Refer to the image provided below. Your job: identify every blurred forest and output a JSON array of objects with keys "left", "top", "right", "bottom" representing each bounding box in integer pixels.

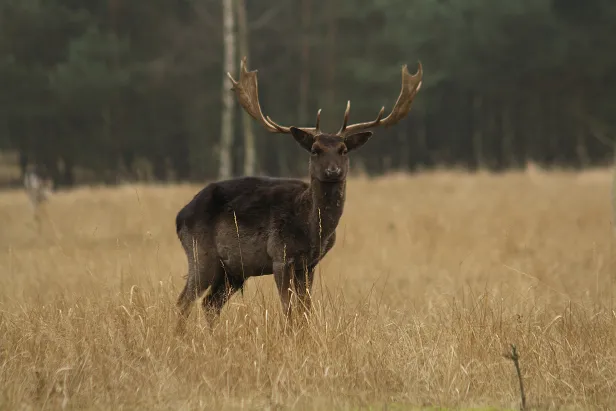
[{"left": 1, "top": 0, "right": 615, "bottom": 187}]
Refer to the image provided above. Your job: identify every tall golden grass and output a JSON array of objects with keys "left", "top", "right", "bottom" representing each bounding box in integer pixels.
[{"left": 1, "top": 169, "right": 615, "bottom": 410}]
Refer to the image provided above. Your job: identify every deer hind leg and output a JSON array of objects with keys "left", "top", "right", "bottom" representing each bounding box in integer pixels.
[
  {"left": 175, "top": 231, "right": 219, "bottom": 334},
  {"left": 273, "top": 260, "right": 295, "bottom": 325},
  {"left": 201, "top": 271, "right": 244, "bottom": 326}
]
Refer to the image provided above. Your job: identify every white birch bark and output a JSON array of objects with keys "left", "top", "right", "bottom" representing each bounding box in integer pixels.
[{"left": 219, "top": 0, "right": 236, "bottom": 179}]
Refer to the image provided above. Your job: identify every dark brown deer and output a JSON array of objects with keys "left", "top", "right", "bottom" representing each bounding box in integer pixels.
[{"left": 175, "top": 57, "right": 422, "bottom": 332}]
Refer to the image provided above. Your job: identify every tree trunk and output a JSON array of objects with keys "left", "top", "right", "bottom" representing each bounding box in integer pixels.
[
  {"left": 548, "top": 96, "right": 558, "bottom": 166},
  {"left": 153, "top": 154, "right": 166, "bottom": 181},
  {"left": 298, "top": 0, "right": 312, "bottom": 125},
  {"left": 472, "top": 94, "right": 484, "bottom": 170},
  {"left": 171, "top": 134, "right": 191, "bottom": 180},
  {"left": 397, "top": 124, "right": 410, "bottom": 170},
  {"left": 235, "top": 0, "right": 256, "bottom": 176},
  {"left": 19, "top": 151, "right": 28, "bottom": 180},
  {"left": 416, "top": 111, "right": 429, "bottom": 167},
  {"left": 324, "top": 3, "right": 337, "bottom": 118},
  {"left": 488, "top": 98, "right": 503, "bottom": 171},
  {"left": 62, "top": 157, "right": 75, "bottom": 186},
  {"left": 576, "top": 124, "right": 590, "bottom": 168},
  {"left": 219, "top": 0, "right": 236, "bottom": 179},
  {"left": 501, "top": 104, "right": 515, "bottom": 168}
]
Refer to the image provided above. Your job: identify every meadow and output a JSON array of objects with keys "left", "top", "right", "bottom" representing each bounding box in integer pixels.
[{"left": 1, "top": 169, "right": 615, "bottom": 410}]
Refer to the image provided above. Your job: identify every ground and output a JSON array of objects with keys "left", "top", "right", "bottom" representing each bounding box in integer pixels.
[{"left": 0, "top": 169, "right": 615, "bottom": 410}]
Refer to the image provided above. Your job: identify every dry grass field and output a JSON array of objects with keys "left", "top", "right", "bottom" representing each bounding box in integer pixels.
[{"left": 1, "top": 169, "right": 616, "bottom": 410}]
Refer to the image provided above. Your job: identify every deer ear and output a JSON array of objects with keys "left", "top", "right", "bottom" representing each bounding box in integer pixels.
[
  {"left": 290, "top": 127, "right": 315, "bottom": 152},
  {"left": 344, "top": 131, "right": 373, "bottom": 152}
]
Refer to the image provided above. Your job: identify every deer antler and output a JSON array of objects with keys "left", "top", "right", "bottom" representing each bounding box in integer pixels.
[
  {"left": 226, "top": 57, "right": 321, "bottom": 135},
  {"left": 336, "top": 62, "right": 423, "bottom": 138},
  {"left": 227, "top": 57, "right": 422, "bottom": 138}
]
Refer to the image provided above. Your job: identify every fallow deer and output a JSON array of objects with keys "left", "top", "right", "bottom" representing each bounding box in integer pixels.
[
  {"left": 24, "top": 166, "right": 53, "bottom": 232},
  {"left": 175, "top": 57, "right": 422, "bottom": 332}
]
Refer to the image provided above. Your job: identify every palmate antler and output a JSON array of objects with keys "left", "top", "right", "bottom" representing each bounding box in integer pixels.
[{"left": 226, "top": 57, "right": 423, "bottom": 138}]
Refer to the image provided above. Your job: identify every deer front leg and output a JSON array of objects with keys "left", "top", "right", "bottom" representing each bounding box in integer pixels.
[
  {"left": 273, "top": 260, "right": 295, "bottom": 323},
  {"left": 294, "top": 266, "right": 315, "bottom": 316}
]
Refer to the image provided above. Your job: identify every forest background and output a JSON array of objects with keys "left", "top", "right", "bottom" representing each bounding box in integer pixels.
[{"left": 0, "top": 0, "right": 615, "bottom": 186}]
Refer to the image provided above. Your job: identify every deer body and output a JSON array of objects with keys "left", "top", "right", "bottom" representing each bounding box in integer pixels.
[
  {"left": 175, "top": 58, "right": 422, "bottom": 332},
  {"left": 177, "top": 174, "right": 341, "bottom": 276}
]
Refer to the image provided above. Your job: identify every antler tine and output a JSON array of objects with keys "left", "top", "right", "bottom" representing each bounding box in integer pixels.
[
  {"left": 337, "top": 101, "right": 351, "bottom": 134},
  {"left": 227, "top": 56, "right": 321, "bottom": 136},
  {"left": 226, "top": 72, "right": 237, "bottom": 86},
  {"left": 338, "top": 62, "right": 423, "bottom": 137},
  {"left": 227, "top": 56, "right": 291, "bottom": 134},
  {"left": 315, "top": 109, "right": 322, "bottom": 132},
  {"left": 227, "top": 57, "right": 421, "bottom": 139},
  {"left": 265, "top": 115, "right": 288, "bottom": 133}
]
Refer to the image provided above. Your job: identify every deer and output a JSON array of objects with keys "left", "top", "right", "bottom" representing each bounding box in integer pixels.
[
  {"left": 174, "top": 57, "right": 422, "bottom": 333},
  {"left": 23, "top": 165, "right": 53, "bottom": 232}
]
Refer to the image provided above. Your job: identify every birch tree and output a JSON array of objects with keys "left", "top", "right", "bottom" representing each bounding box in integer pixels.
[
  {"left": 218, "top": 0, "right": 236, "bottom": 179},
  {"left": 298, "top": 0, "right": 312, "bottom": 125}
]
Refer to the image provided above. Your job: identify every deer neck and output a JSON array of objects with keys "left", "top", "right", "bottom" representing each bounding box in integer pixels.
[{"left": 308, "top": 177, "right": 346, "bottom": 239}]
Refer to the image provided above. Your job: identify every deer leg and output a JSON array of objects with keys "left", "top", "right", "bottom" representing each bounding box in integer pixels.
[
  {"left": 294, "top": 266, "right": 315, "bottom": 316},
  {"left": 201, "top": 273, "right": 243, "bottom": 326},
  {"left": 175, "top": 239, "right": 220, "bottom": 334},
  {"left": 273, "top": 260, "right": 295, "bottom": 323}
]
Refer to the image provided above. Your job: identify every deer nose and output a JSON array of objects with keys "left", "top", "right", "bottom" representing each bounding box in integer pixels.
[{"left": 325, "top": 165, "right": 342, "bottom": 178}]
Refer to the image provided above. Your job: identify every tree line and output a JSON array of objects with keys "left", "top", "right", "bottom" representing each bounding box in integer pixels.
[{"left": 0, "top": 0, "right": 615, "bottom": 187}]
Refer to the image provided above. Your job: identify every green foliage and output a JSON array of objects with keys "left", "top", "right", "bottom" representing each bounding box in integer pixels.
[
  {"left": 0, "top": 0, "right": 615, "bottom": 184},
  {"left": 50, "top": 27, "right": 131, "bottom": 102}
]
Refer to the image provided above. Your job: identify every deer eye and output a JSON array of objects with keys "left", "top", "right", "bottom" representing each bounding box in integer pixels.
[
  {"left": 340, "top": 147, "right": 348, "bottom": 155},
  {"left": 311, "top": 147, "right": 321, "bottom": 156}
]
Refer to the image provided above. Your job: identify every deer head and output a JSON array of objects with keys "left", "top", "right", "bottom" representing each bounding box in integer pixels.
[{"left": 227, "top": 57, "right": 423, "bottom": 182}]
